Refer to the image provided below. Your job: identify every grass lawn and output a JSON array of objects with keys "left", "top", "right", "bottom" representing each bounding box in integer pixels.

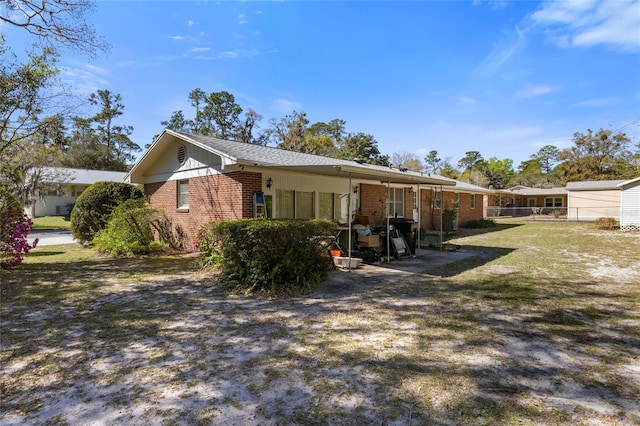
[
  {"left": 31, "top": 215, "right": 71, "bottom": 230},
  {"left": 1, "top": 221, "right": 639, "bottom": 425}
]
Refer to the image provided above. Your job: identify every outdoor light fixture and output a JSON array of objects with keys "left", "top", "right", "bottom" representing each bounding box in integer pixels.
[
  {"left": 353, "top": 185, "right": 358, "bottom": 194},
  {"left": 266, "top": 177, "right": 273, "bottom": 189}
]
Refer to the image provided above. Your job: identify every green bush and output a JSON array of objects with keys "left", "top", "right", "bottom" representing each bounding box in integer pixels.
[
  {"left": 71, "top": 181, "right": 143, "bottom": 243},
  {"left": 93, "top": 198, "right": 166, "bottom": 257},
  {"left": 197, "top": 219, "right": 336, "bottom": 295},
  {"left": 594, "top": 217, "right": 619, "bottom": 231},
  {"left": 464, "top": 218, "right": 497, "bottom": 229}
]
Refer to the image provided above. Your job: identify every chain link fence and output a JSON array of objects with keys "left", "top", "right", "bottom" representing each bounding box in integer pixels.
[{"left": 486, "top": 206, "right": 620, "bottom": 221}]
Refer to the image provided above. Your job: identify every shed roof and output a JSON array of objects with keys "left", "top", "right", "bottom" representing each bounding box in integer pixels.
[
  {"left": 617, "top": 176, "right": 640, "bottom": 189},
  {"left": 498, "top": 186, "right": 567, "bottom": 196},
  {"left": 566, "top": 180, "right": 627, "bottom": 191},
  {"left": 128, "top": 129, "right": 457, "bottom": 187},
  {"left": 40, "top": 167, "right": 127, "bottom": 185}
]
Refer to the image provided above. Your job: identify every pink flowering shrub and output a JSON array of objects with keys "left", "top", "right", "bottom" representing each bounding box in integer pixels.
[{"left": 1, "top": 187, "right": 38, "bottom": 269}]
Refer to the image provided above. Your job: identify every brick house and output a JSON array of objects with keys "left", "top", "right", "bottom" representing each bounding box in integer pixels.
[{"left": 126, "top": 129, "right": 489, "bottom": 245}]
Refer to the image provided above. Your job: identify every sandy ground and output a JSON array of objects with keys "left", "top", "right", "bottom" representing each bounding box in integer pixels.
[{"left": 1, "top": 247, "right": 639, "bottom": 425}]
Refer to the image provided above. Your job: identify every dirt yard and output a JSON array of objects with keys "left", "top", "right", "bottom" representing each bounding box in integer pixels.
[{"left": 1, "top": 222, "right": 639, "bottom": 425}]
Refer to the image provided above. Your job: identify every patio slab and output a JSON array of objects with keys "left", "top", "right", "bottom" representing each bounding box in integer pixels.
[{"left": 314, "top": 248, "right": 475, "bottom": 297}]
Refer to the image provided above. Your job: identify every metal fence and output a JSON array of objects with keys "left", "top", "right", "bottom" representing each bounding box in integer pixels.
[{"left": 486, "top": 206, "right": 620, "bottom": 221}]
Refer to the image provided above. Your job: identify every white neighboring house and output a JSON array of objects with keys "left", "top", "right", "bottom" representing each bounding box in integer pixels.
[
  {"left": 618, "top": 176, "right": 640, "bottom": 231},
  {"left": 26, "top": 167, "right": 128, "bottom": 218}
]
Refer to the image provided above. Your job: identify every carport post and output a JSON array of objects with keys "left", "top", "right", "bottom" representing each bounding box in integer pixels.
[
  {"left": 416, "top": 183, "right": 421, "bottom": 257},
  {"left": 348, "top": 173, "right": 352, "bottom": 261},
  {"left": 439, "top": 185, "right": 443, "bottom": 251},
  {"left": 386, "top": 179, "right": 391, "bottom": 263}
]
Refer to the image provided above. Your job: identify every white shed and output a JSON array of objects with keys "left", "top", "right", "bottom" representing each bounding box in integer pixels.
[{"left": 618, "top": 176, "right": 640, "bottom": 231}]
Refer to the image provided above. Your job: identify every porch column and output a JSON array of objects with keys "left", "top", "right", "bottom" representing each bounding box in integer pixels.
[
  {"left": 439, "top": 185, "right": 443, "bottom": 251},
  {"left": 416, "top": 183, "right": 421, "bottom": 257},
  {"left": 386, "top": 179, "right": 391, "bottom": 263},
  {"left": 348, "top": 173, "right": 352, "bottom": 261}
]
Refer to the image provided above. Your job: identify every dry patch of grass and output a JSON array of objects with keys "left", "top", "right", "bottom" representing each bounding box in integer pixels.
[{"left": 1, "top": 223, "right": 639, "bottom": 425}]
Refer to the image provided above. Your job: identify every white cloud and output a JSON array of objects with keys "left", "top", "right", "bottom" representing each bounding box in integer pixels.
[
  {"left": 530, "top": 0, "right": 640, "bottom": 52},
  {"left": 238, "top": 14, "right": 248, "bottom": 25},
  {"left": 458, "top": 96, "right": 476, "bottom": 105},
  {"left": 187, "top": 20, "right": 197, "bottom": 27},
  {"left": 574, "top": 97, "right": 616, "bottom": 107},
  {"left": 188, "top": 47, "right": 210, "bottom": 53},
  {"left": 169, "top": 35, "right": 186, "bottom": 41},
  {"left": 271, "top": 98, "right": 302, "bottom": 115},
  {"left": 474, "top": 26, "right": 527, "bottom": 78},
  {"left": 517, "top": 84, "right": 559, "bottom": 97},
  {"left": 60, "top": 64, "right": 111, "bottom": 95}
]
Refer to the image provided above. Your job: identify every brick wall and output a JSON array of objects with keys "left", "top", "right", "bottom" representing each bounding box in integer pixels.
[
  {"left": 145, "top": 171, "right": 262, "bottom": 246},
  {"left": 359, "top": 183, "right": 389, "bottom": 226}
]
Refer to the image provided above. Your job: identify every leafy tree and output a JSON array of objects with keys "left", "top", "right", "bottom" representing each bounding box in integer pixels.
[
  {"left": 457, "top": 151, "right": 486, "bottom": 185},
  {"left": 300, "top": 119, "right": 347, "bottom": 157},
  {"left": 557, "top": 128, "right": 637, "bottom": 180},
  {"left": 0, "top": 139, "right": 65, "bottom": 208},
  {"left": 0, "top": 37, "right": 59, "bottom": 154},
  {"left": 63, "top": 89, "right": 139, "bottom": 171},
  {"left": 532, "top": 145, "right": 560, "bottom": 175},
  {"left": 391, "top": 151, "right": 423, "bottom": 172},
  {"left": 424, "top": 150, "right": 442, "bottom": 175},
  {"left": 188, "top": 88, "right": 207, "bottom": 134},
  {"left": 482, "top": 157, "right": 514, "bottom": 189},
  {"left": 160, "top": 110, "right": 190, "bottom": 133},
  {"left": 457, "top": 150, "right": 484, "bottom": 171},
  {"left": 337, "top": 132, "right": 389, "bottom": 166},
  {"left": 511, "top": 159, "right": 545, "bottom": 187},
  {"left": 236, "top": 109, "right": 268, "bottom": 145},
  {"left": 203, "top": 90, "right": 242, "bottom": 139},
  {"left": 439, "top": 158, "right": 460, "bottom": 179},
  {"left": 268, "top": 111, "right": 309, "bottom": 151}
]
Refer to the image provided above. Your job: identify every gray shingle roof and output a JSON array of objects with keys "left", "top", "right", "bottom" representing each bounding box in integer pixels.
[
  {"left": 40, "top": 167, "right": 127, "bottom": 185},
  {"left": 180, "top": 131, "right": 355, "bottom": 167},
  {"left": 172, "top": 130, "right": 457, "bottom": 186},
  {"left": 566, "top": 180, "right": 628, "bottom": 190}
]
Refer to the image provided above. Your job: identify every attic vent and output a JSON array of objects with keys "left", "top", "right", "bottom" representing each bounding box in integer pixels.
[{"left": 177, "top": 145, "right": 187, "bottom": 165}]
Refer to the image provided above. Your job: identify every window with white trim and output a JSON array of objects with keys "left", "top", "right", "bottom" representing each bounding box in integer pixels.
[
  {"left": 320, "top": 192, "right": 349, "bottom": 221},
  {"left": 471, "top": 194, "right": 476, "bottom": 209},
  {"left": 296, "top": 191, "right": 314, "bottom": 219},
  {"left": 454, "top": 192, "right": 460, "bottom": 209},
  {"left": 177, "top": 179, "right": 189, "bottom": 209},
  {"left": 389, "top": 187, "right": 404, "bottom": 217},
  {"left": 545, "top": 197, "right": 563, "bottom": 207}
]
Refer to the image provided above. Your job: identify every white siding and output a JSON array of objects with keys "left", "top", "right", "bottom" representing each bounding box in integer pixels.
[
  {"left": 144, "top": 143, "right": 223, "bottom": 182},
  {"left": 620, "top": 183, "right": 640, "bottom": 231}
]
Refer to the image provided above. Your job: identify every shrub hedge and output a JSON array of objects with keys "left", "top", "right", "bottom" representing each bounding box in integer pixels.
[
  {"left": 93, "top": 199, "right": 165, "bottom": 257},
  {"left": 71, "top": 181, "right": 144, "bottom": 243},
  {"left": 197, "top": 219, "right": 336, "bottom": 295},
  {"left": 594, "top": 217, "right": 619, "bottom": 230},
  {"left": 464, "top": 218, "right": 497, "bottom": 228}
]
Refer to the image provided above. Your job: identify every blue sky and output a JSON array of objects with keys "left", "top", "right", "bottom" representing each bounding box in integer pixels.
[{"left": 4, "top": 0, "right": 640, "bottom": 167}]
